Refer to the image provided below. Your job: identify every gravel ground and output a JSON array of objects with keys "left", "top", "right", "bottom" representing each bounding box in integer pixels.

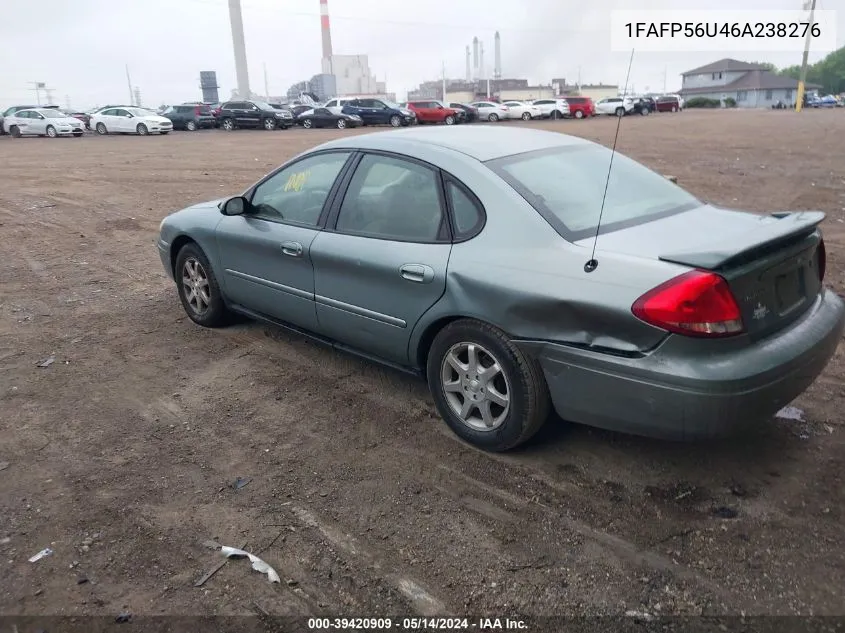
[{"left": 1, "top": 109, "right": 844, "bottom": 621}]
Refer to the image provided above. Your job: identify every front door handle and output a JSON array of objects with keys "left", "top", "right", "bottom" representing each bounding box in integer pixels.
[
  {"left": 281, "top": 241, "right": 303, "bottom": 257},
  {"left": 399, "top": 263, "right": 435, "bottom": 284}
]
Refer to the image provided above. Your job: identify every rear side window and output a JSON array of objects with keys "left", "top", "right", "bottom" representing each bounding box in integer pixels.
[{"left": 445, "top": 180, "right": 484, "bottom": 240}]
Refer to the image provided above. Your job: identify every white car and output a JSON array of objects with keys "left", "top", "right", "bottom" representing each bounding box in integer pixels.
[
  {"left": 502, "top": 101, "right": 542, "bottom": 120},
  {"left": 323, "top": 97, "right": 357, "bottom": 116},
  {"left": 529, "top": 98, "right": 571, "bottom": 120},
  {"left": 595, "top": 97, "right": 635, "bottom": 117},
  {"left": 470, "top": 101, "right": 510, "bottom": 122},
  {"left": 91, "top": 107, "right": 173, "bottom": 136},
  {"left": 3, "top": 108, "right": 86, "bottom": 138}
]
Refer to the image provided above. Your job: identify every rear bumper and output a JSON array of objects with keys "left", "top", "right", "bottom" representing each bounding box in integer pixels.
[{"left": 517, "top": 289, "right": 845, "bottom": 440}]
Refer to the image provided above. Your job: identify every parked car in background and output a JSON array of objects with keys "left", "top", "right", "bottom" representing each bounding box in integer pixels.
[
  {"left": 0, "top": 105, "right": 41, "bottom": 135},
  {"left": 562, "top": 96, "right": 595, "bottom": 119},
  {"left": 324, "top": 97, "right": 358, "bottom": 115},
  {"left": 655, "top": 96, "right": 681, "bottom": 113},
  {"left": 631, "top": 97, "right": 656, "bottom": 116},
  {"left": 157, "top": 125, "right": 843, "bottom": 452},
  {"left": 470, "top": 101, "right": 510, "bottom": 122},
  {"left": 405, "top": 101, "right": 461, "bottom": 125},
  {"left": 809, "top": 95, "right": 838, "bottom": 108},
  {"left": 91, "top": 107, "right": 174, "bottom": 135},
  {"left": 290, "top": 104, "right": 315, "bottom": 118},
  {"left": 341, "top": 99, "right": 416, "bottom": 127},
  {"left": 57, "top": 109, "right": 91, "bottom": 129},
  {"left": 299, "top": 107, "right": 362, "bottom": 129},
  {"left": 159, "top": 104, "right": 216, "bottom": 131},
  {"left": 217, "top": 100, "right": 294, "bottom": 131},
  {"left": 530, "top": 98, "right": 571, "bottom": 120},
  {"left": 595, "top": 96, "right": 635, "bottom": 116},
  {"left": 449, "top": 103, "right": 479, "bottom": 122},
  {"left": 502, "top": 101, "right": 542, "bottom": 120},
  {"left": 3, "top": 107, "right": 85, "bottom": 138}
]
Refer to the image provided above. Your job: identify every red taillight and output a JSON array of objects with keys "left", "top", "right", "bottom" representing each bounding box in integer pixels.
[
  {"left": 632, "top": 270, "right": 744, "bottom": 338},
  {"left": 195, "top": 106, "right": 202, "bottom": 115},
  {"left": 817, "top": 238, "right": 826, "bottom": 282}
]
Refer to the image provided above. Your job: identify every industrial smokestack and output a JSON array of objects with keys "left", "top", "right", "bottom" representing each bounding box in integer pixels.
[
  {"left": 320, "top": 0, "right": 333, "bottom": 61},
  {"left": 228, "top": 0, "right": 251, "bottom": 98},
  {"left": 465, "top": 46, "right": 471, "bottom": 81},
  {"left": 479, "top": 41, "right": 485, "bottom": 79},
  {"left": 494, "top": 31, "right": 502, "bottom": 80},
  {"left": 472, "top": 37, "right": 479, "bottom": 74}
]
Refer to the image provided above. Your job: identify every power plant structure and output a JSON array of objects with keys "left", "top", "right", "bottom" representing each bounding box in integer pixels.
[
  {"left": 228, "top": 0, "right": 251, "bottom": 98},
  {"left": 468, "top": 33, "right": 502, "bottom": 81},
  {"left": 320, "top": 0, "right": 333, "bottom": 61}
]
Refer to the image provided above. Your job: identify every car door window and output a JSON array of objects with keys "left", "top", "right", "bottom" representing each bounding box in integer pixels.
[
  {"left": 336, "top": 154, "right": 445, "bottom": 242},
  {"left": 249, "top": 152, "right": 351, "bottom": 226},
  {"left": 325, "top": 100, "right": 337, "bottom": 108},
  {"left": 446, "top": 180, "right": 484, "bottom": 239}
]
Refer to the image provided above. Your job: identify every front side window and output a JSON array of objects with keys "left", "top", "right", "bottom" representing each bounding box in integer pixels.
[
  {"left": 488, "top": 145, "right": 700, "bottom": 240},
  {"left": 249, "top": 152, "right": 351, "bottom": 225},
  {"left": 336, "top": 154, "right": 444, "bottom": 242}
]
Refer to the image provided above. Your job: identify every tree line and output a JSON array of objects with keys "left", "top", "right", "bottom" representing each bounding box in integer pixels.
[{"left": 750, "top": 46, "right": 845, "bottom": 94}]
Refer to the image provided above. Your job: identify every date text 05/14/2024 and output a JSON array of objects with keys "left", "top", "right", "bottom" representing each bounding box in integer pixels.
[{"left": 307, "top": 617, "right": 528, "bottom": 630}]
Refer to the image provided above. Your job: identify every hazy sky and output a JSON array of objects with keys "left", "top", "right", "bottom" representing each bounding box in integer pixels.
[{"left": 0, "top": 0, "right": 841, "bottom": 109}]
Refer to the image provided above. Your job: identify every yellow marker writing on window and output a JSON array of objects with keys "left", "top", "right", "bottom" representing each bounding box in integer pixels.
[{"left": 283, "top": 170, "right": 311, "bottom": 192}]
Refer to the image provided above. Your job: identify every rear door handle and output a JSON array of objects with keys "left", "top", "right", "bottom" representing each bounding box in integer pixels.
[
  {"left": 399, "top": 264, "right": 435, "bottom": 284},
  {"left": 281, "top": 241, "right": 303, "bottom": 257}
]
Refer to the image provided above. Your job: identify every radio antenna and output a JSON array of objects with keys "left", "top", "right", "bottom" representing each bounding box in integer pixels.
[{"left": 584, "top": 48, "right": 635, "bottom": 273}]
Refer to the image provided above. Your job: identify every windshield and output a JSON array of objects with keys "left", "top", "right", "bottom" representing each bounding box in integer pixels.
[
  {"left": 127, "top": 108, "right": 156, "bottom": 117},
  {"left": 382, "top": 101, "right": 403, "bottom": 109},
  {"left": 487, "top": 145, "right": 700, "bottom": 240},
  {"left": 251, "top": 100, "right": 273, "bottom": 110}
]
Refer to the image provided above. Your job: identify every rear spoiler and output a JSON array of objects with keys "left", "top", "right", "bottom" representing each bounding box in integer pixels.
[{"left": 659, "top": 211, "right": 825, "bottom": 270}]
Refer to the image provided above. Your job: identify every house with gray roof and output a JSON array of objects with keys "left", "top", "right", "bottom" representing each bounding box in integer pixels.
[{"left": 678, "top": 58, "right": 821, "bottom": 108}]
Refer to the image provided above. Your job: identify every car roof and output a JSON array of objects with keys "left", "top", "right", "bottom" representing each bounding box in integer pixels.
[{"left": 317, "top": 125, "right": 590, "bottom": 162}]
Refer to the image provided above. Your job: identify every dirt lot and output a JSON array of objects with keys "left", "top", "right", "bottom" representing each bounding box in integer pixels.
[{"left": 1, "top": 110, "right": 844, "bottom": 622}]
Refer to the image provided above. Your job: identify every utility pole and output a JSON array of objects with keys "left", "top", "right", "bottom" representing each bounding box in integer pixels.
[
  {"left": 795, "top": 0, "right": 817, "bottom": 112},
  {"left": 441, "top": 61, "right": 447, "bottom": 102},
  {"left": 125, "top": 65, "right": 134, "bottom": 105},
  {"left": 30, "top": 82, "right": 45, "bottom": 105},
  {"left": 663, "top": 66, "right": 667, "bottom": 94},
  {"left": 263, "top": 62, "right": 269, "bottom": 99}
]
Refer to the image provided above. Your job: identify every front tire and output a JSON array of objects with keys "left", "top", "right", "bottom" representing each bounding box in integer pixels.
[
  {"left": 46, "top": 125, "right": 57, "bottom": 138},
  {"left": 488, "top": 113, "right": 499, "bottom": 122},
  {"left": 336, "top": 118, "right": 346, "bottom": 129},
  {"left": 574, "top": 110, "right": 584, "bottom": 119},
  {"left": 521, "top": 112, "right": 531, "bottom": 120},
  {"left": 303, "top": 119, "right": 313, "bottom": 128},
  {"left": 263, "top": 118, "right": 277, "bottom": 131},
  {"left": 389, "top": 115, "right": 402, "bottom": 127},
  {"left": 640, "top": 108, "right": 650, "bottom": 116},
  {"left": 137, "top": 123, "right": 149, "bottom": 135},
  {"left": 185, "top": 120, "right": 197, "bottom": 131},
  {"left": 10, "top": 126, "right": 21, "bottom": 138},
  {"left": 96, "top": 123, "right": 108, "bottom": 135},
  {"left": 221, "top": 118, "right": 235, "bottom": 131},
  {"left": 174, "top": 243, "right": 229, "bottom": 328},
  {"left": 672, "top": 106, "right": 678, "bottom": 113},
  {"left": 427, "top": 319, "right": 551, "bottom": 452},
  {"left": 615, "top": 107, "right": 625, "bottom": 117},
  {"left": 444, "top": 115, "right": 455, "bottom": 125},
  {"left": 551, "top": 110, "right": 561, "bottom": 120}
]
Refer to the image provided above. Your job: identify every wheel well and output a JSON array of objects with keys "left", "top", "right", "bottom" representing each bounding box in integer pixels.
[
  {"left": 169, "top": 235, "right": 196, "bottom": 276},
  {"left": 416, "top": 316, "right": 461, "bottom": 373}
]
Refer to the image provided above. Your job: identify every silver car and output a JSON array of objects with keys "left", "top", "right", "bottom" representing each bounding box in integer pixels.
[
  {"left": 157, "top": 127, "right": 844, "bottom": 451},
  {"left": 3, "top": 108, "right": 86, "bottom": 138}
]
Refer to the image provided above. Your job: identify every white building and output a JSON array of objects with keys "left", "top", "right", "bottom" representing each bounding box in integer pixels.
[{"left": 321, "top": 54, "right": 380, "bottom": 96}]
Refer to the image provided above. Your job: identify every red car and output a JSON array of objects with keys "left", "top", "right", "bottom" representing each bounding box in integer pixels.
[
  {"left": 562, "top": 96, "right": 595, "bottom": 119},
  {"left": 405, "top": 100, "right": 461, "bottom": 125},
  {"left": 655, "top": 96, "right": 681, "bottom": 112}
]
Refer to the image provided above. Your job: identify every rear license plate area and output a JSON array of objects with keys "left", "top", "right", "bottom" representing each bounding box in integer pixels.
[{"left": 775, "top": 267, "right": 805, "bottom": 313}]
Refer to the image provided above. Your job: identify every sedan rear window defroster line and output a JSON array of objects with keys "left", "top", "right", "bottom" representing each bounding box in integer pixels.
[{"left": 484, "top": 145, "right": 700, "bottom": 243}]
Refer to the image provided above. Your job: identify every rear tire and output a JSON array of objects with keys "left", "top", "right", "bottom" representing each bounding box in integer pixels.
[
  {"left": 427, "top": 319, "right": 551, "bottom": 452},
  {"left": 551, "top": 110, "right": 561, "bottom": 120},
  {"left": 444, "top": 115, "right": 455, "bottom": 125},
  {"left": 221, "top": 118, "right": 235, "bottom": 131},
  {"left": 263, "top": 118, "right": 277, "bottom": 131},
  {"left": 574, "top": 110, "right": 584, "bottom": 119},
  {"left": 336, "top": 118, "right": 346, "bottom": 129},
  {"left": 137, "top": 123, "right": 149, "bottom": 135},
  {"left": 615, "top": 107, "right": 625, "bottom": 117},
  {"left": 46, "top": 125, "right": 57, "bottom": 138},
  {"left": 174, "top": 243, "right": 229, "bottom": 328},
  {"left": 672, "top": 106, "right": 678, "bottom": 113},
  {"left": 640, "top": 108, "right": 650, "bottom": 116},
  {"left": 521, "top": 112, "right": 531, "bottom": 120},
  {"left": 10, "top": 126, "right": 21, "bottom": 138},
  {"left": 488, "top": 113, "right": 499, "bottom": 122},
  {"left": 185, "top": 120, "right": 197, "bottom": 131},
  {"left": 96, "top": 123, "right": 108, "bottom": 135},
  {"left": 303, "top": 119, "right": 313, "bottom": 128}
]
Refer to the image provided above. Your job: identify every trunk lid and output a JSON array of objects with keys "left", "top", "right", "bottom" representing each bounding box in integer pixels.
[{"left": 581, "top": 205, "right": 826, "bottom": 338}]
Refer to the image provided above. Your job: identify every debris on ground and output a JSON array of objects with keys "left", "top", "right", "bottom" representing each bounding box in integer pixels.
[
  {"left": 221, "top": 545, "right": 281, "bottom": 583},
  {"left": 232, "top": 477, "right": 251, "bottom": 490},
  {"left": 624, "top": 610, "right": 654, "bottom": 622},
  {"left": 712, "top": 506, "right": 738, "bottom": 519},
  {"left": 776, "top": 406, "right": 804, "bottom": 421},
  {"left": 28, "top": 548, "right": 53, "bottom": 562},
  {"left": 0, "top": 461, "right": 9, "bottom": 471},
  {"left": 194, "top": 540, "right": 247, "bottom": 587},
  {"left": 115, "top": 613, "right": 132, "bottom": 623},
  {"left": 36, "top": 355, "right": 55, "bottom": 368}
]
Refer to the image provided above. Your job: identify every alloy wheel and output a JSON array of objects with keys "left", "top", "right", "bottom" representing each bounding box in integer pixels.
[
  {"left": 181, "top": 258, "right": 211, "bottom": 316},
  {"left": 440, "top": 342, "right": 511, "bottom": 432}
]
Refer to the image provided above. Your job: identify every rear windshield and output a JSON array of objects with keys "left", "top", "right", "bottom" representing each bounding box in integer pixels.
[{"left": 487, "top": 145, "right": 700, "bottom": 240}]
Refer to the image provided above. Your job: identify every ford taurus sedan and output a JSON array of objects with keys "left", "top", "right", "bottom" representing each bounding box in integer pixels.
[{"left": 157, "top": 127, "right": 844, "bottom": 451}]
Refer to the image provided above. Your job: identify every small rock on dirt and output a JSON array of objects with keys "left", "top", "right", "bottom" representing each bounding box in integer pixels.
[
  {"left": 115, "top": 613, "right": 132, "bottom": 623},
  {"left": 0, "top": 461, "right": 9, "bottom": 471},
  {"left": 712, "top": 506, "right": 738, "bottom": 519}
]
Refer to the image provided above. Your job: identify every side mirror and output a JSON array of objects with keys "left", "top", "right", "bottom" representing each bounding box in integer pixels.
[{"left": 221, "top": 196, "right": 248, "bottom": 216}]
